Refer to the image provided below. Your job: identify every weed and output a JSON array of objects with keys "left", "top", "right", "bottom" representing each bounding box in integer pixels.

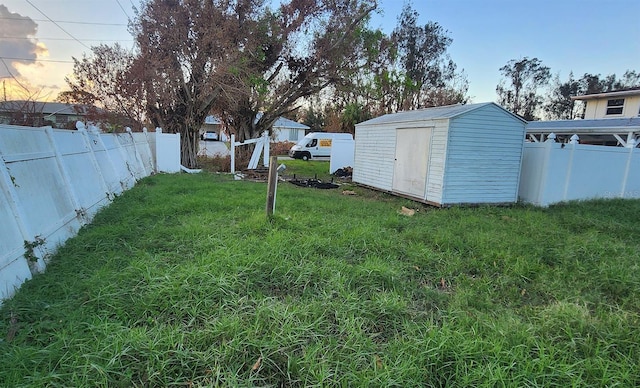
[{"left": 23, "top": 236, "right": 45, "bottom": 262}]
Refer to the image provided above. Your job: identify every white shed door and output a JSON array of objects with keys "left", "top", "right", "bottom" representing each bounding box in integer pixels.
[{"left": 392, "top": 127, "right": 432, "bottom": 198}]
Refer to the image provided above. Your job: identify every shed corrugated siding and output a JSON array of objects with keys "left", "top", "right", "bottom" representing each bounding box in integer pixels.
[
  {"left": 442, "top": 105, "right": 525, "bottom": 204},
  {"left": 353, "top": 124, "right": 396, "bottom": 190},
  {"left": 424, "top": 119, "right": 449, "bottom": 204}
]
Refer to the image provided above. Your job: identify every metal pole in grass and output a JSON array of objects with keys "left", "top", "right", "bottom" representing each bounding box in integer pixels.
[
  {"left": 266, "top": 156, "right": 287, "bottom": 218},
  {"left": 266, "top": 155, "right": 278, "bottom": 218}
]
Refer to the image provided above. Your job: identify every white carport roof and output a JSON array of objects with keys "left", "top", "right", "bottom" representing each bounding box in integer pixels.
[
  {"left": 527, "top": 118, "right": 640, "bottom": 135},
  {"left": 527, "top": 118, "right": 640, "bottom": 146}
]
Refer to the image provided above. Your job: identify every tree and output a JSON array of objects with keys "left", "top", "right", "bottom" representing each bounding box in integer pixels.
[
  {"left": 390, "top": 3, "right": 468, "bottom": 110},
  {"left": 340, "top": 102, "right": 371, "bottom": 134},
  {"left": 327, "top": 3, "right": 468, "bottom": 121},
  {"left": 319, "top": 3, "right": 468, "bottom": 135},
  {"left": 60, "top": 44, "right": 146, "bottom": 130},
  {"left": 544, "top": 72, "right": 581, "bottom": 120},
  {"left": 301, "top": 106, "right": 325, "bottom": 132},
  {"left": 130, "top": 0, "right": 376, "bottom": 168},
  {"left": 496, "top": 57, "right": 551, "bottom": 120}
]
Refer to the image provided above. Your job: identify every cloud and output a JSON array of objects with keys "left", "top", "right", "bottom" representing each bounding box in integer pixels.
[{"left": 0, "top": 4, "right": 48, "bottom": 79}]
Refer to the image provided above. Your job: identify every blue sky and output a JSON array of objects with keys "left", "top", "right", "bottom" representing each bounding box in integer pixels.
[
  {"left": 372, "top": 0, "right": 640, "bottom": 102},
  {"left": 1, "top": 0, "right": 638, "bottom": 103}
]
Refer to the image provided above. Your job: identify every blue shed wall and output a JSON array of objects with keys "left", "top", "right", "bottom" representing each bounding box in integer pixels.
[{"left": 442, "top": 104, "right": 525, "bottom": 204}]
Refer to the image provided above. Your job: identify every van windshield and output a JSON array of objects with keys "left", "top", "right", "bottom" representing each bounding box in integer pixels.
[{"left": 295, "top": 135, "right": 314, "bottom": 147}]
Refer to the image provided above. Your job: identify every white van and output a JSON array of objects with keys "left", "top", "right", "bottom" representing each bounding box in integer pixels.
[{"left": 288, "top": 132, "right": 353, "bottom": 160}]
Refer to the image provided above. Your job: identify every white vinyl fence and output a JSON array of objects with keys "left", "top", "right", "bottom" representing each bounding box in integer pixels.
[
  {"left": 519, "top": 136, "right": 640, "bottom": 206},
  {"left": 1, "top": 123, "right": 180, "bottom": 302}
]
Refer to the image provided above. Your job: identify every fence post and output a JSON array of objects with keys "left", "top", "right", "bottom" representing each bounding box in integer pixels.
[
  {"left": 266, "top": 155, "right": 278, "bottom": 218},
  {"left": 263, "top": 131, "right": 270, "bottom": 167},
  {"left": 231, "top": 134, "right": 236, "bottom": 174},
  {"left": 562, "top": 134, "right": 579, "bottom": 201},
  {"left": 535, "top": 133, "right": 556, "bottom": 205},
  {"left": 621, "top": 139, "right": 636, "bottom": 197}
]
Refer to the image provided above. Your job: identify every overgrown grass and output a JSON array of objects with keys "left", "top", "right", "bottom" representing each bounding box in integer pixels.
[{"left": 1, "top": 172, "right": 639, "bottom": 387}]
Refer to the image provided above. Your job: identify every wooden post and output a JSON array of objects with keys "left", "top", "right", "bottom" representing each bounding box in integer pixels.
[{"left": 266, "top": 155, "right": 278, "bottom": 218}]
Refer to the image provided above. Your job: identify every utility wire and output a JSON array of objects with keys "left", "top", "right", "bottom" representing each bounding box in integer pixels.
[
  {"left": 115, "top": 0, "right": 131, "bottom": 21},
  {"left": 1, "top": 36, "right": 133, "bottom": 42},
  {"left": 0, "top": 56, "right": 74, "bottom": 64},
  {"left": 0, "top": 16, "right": 127, "bottom": 26},
  {"left": 25, "top": 0, "right": 94, "bottom": 49},
  {"left": 0, "top": 57, "right": 31, "bottom": 91}
]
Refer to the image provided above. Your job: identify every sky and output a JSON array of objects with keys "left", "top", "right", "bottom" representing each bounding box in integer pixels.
[{"left": 1, "top": 0, "right": 639, "bottom": 103}]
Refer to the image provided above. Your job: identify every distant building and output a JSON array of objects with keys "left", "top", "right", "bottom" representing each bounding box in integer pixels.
[
  {"left": 0, "top": 100, "right": 91, "bottom": 129},
  {"left": 572, "top": 88, "right": 640, "bottom": 119},
  {"left": 202, "top": 114, "right": 309, "bottom": 142}
]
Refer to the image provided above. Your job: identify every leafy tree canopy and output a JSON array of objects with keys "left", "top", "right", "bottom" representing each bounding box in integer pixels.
[{"left": 496, "top": 57, "right": 551, "bottom": 121}]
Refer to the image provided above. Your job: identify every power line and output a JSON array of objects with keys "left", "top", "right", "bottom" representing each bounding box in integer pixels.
[
  {"left": 0, "top": 16, "right": 127, "bottom": 27},
  {"left": 1, "top": 36, "right": 133, "bottom": 43},
  {"left": 1, "top": 57, "right": 32, "bottom": 92},
  {"left": 0, "top": 56, "right": 74, "bottom": 64},
  {"left": 115, "top": 0, "right": 131, "bottom": 20},
  {"left": 25, "top": 0, "right": 91, "bottom": 50}
]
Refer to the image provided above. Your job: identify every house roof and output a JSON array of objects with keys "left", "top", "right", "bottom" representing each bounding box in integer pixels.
[
  {"left": 0, "top": 100, "right": 88, "bottom": 115},
  {"left": 204, "top": 115, "right": 222, "bottom": 125},
  {"left": 356, "top": 102, "right": 526, "bottom": 126},
  {"left": 571, "top": 87, "right": 640, "bottom": 101},
  {"left": 204, "top": 114, "right": 309, "bottom": 129},
  {"left": 526, "top": 117, "right": 640, "bottom": 134},
  {"left": 272, "top": 116, "right": 309, "bottom": 130}
]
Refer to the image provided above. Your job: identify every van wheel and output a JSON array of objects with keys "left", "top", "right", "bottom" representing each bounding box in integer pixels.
[{"left": 302, "top": 153, "right": 310, "bottom": 161}]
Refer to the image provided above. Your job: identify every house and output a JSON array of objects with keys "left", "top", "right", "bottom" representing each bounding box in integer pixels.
[
  {"left": 202, "top": 115, "right": 226, "bottom": 141},
  {"left": 271, "top": 116, "right": 309, "bottom": 142},
  {"left": 353, "top": 102, "right": 527, "bottom": 207},
  {"left": 0, "top": 100, "right": 90, "bottom": 129},
  {"left": 201, "top": 114, "right": 309, "bottom": 142},
  {"left": 572, "top": 88, "right": 640, "bottom": 119}
]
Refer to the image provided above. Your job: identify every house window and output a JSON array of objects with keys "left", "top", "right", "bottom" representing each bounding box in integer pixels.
[
  {"left": 289, "top": 129, "right": 299, "bottom": 141},
  {"left": 606, "top": 99, "right": 624, "bottom": 115}
]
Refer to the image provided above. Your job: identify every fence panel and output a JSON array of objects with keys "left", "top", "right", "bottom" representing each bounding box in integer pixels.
[
  {"left": 101, "top": 134, "right": 136, "bottom": 190},
  {"left": 0, "top": 124, "right": 167, "bottom": 303},
  {"left": 49, "top": 128, "right": 109, "bottom": 218},
  {"left": 519, "top": 141, "right": 639, "bottom": 206},
  {"left": 133, "top": 130, "right": 156, "bottom": 176}
]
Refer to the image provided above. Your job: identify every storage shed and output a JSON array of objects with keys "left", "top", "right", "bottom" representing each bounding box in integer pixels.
[{"left": 353, "top": 102, "right": 527, "bottom": 206}]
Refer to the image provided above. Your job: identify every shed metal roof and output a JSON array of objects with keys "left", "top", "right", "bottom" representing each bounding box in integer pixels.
[
  {"left": 526, "top": 117, "right": 640, "bottom": 134},
  {"left": 356, "top": 102, "right": 525, "bottom": 126}
]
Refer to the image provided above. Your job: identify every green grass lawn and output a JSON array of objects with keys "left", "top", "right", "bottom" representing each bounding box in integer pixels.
[
  {"left": 278, "top": 158, "right": 335, "bottom": 182},
  {"left": 1, "top": 171, "right": 639, "bottom": 387}
]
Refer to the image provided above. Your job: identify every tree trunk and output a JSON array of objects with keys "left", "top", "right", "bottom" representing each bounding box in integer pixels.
[{"left": 180, "top": 128, "right": 199, "bottom": 169}]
